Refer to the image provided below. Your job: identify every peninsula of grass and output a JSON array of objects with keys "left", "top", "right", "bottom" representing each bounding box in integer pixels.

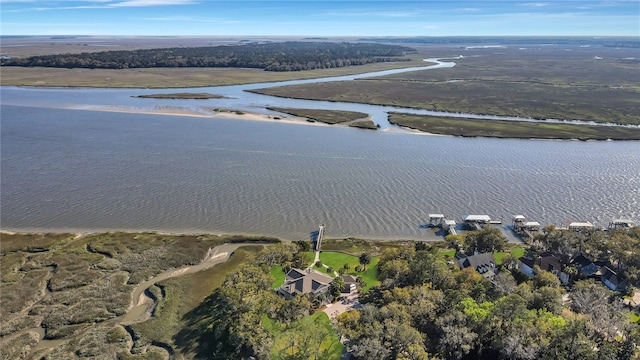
[
  {"left": 388, "top": 113, "right": 640, "bottom": 140},
  {"left": 267, "top": 106, "right": 370, "bottom": 125},
  {"left": 135, "top": 92, "right": 225, "bottom": 99}
]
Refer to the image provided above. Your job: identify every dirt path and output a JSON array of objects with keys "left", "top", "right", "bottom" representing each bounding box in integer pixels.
[{"left": 120, "top": 243, "right": 248, "bottom": 325}]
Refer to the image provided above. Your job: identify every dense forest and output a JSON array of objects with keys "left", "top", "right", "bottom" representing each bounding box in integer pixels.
[
  {"left": 205, "top": 226, "right": 640, "bottom": 360},
  {"left": 0, "top": 41, "right": 414, "bottom": 71}
]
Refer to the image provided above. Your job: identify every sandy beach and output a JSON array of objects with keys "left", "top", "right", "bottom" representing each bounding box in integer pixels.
[{"left": 76, "top": 104, "right": 336, "bottom": 128}]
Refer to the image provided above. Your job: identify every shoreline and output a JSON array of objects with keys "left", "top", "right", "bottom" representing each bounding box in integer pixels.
[{"left": 0, "top": 228, "right": 446, "bottom": 243}]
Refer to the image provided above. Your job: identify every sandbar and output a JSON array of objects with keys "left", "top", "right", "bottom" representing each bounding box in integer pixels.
[{"left": 75, "top": 104, "right": 335, "bottom": 127}]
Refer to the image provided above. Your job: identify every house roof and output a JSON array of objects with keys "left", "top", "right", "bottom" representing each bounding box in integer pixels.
[
  {"left": 281, "top": 268, "right": 332, "bottom": 295},
  {"left": 601, "top": 266, "right": 626, "bottom": 290},
  {"left": 464, "top": 215, "right": 491, "bottom": 222},
  {"left": 535, "top": 253, "right": 562, "bottom": 273},
  {"left": 572, "top": 254, "right": 594, "bottom": 268},
  {"left": 569, "top": 221, "right": 594, "bottom": 228},
  {"left": 519, "top": 256, "right": 535, "bottom": 269},
  {"left": 341, "top": 274, "right": 358, "bottom": 285},
  {"left": 457, "top": 253, "right": 496, "bottom": 278}
]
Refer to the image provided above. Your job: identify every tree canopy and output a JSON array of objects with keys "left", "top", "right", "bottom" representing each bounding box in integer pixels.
[{"left": 1, "top": 41, "right": 414, "bottom": 71}]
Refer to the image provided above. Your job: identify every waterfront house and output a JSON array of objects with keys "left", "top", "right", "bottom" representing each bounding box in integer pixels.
[
  {"left": 278, "top": 268, "right": 333, "bottom": 300},
  {"left": 518, "top": 252, "right": 568, "bottom": 284},
  {"left": 571, "top": 254, "right": 601, "bottom": 277},
  {"left": 601, "top": 267, "right": 626, "bottom": 292},
  {"left": 518, "top": 256, "right": 536, "bottom": 277},
  {"left": 456, "top": 252, "right": 496, "bottom": 280}
]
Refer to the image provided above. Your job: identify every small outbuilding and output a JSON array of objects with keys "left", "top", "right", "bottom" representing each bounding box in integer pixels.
[{"left": 568, "top": 221, "right": 595, "bottom": 231}]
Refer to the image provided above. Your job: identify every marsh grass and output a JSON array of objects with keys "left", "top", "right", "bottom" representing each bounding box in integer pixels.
[
  {"left": 349, "top": 120, "right": 379, "bottom": 130},
  {"left": 0, "top": 233, "right": 74, "bottom": 255},
  {"left": 0, "top": 231, "right": 265, "bottom": 357},
  {"left": 0, "top": 331, "right": 40, "bottom": 360},
  {"left": 266, "top": 107, "right": 369, "bottom": 124},
  {"left": 387, "top": 113, "right": 640, "bottom": 140},
  {"left": 251, "top": 47, "right": 640, "bottom": 126},
  {"left": 132, "top": 247, "right": 261, "bottom": 357}
]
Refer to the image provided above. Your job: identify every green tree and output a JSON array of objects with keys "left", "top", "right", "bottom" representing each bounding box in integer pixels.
[
  {"left": 464, "top": 227, "right": 508, "bottom": 254},
  {"left": 533, "top": 266, "right": 561, "bottom": 288},
  {"left": 358, "top": 253, "right": 372, "bottom": 271}
]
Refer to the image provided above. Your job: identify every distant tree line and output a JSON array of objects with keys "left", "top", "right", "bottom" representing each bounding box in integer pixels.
[
  {"left": 1, "top": 41, "right": 415, "bottom": 71},
  {"left": 358, "top": 36, "right": 640, "bottom": 48}
]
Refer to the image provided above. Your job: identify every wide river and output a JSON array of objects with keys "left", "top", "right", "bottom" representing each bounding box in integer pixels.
[{"left": 1, "top": 60, "right": 639, "bottom": 240}]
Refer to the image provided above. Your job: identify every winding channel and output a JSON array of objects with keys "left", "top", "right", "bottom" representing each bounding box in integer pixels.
[
  {"left": 132, "top": 57, "right": 637, "bottom": 129},
  {"left": 5, "top": 243, "right": 256, "bottom": 357},
  {"left": 4, "top": 57, "right": 633, "bottom": 129}
]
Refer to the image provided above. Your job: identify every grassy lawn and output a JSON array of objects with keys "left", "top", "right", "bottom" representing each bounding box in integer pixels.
[
  {"left": 320, "top": 237, "right": 414, "bottom": 256},
  {"left": 319, "top": 251, "right": 380, "bottom": 292},
  {"left": 439, "top": 249, "right": 456, "bottom": 259},
  {"left": 271, "top": 265, "right": 286, "bottom": 288},
  {"left": 494, "top": 247, "right": 526, "bottom": 265}
]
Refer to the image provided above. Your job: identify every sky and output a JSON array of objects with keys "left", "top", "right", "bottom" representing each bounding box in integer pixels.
[{"left": 1, "top": 0, "right": 639, "bottom": 37}]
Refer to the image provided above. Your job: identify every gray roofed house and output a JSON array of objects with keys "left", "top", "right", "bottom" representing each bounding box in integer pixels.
[
  {"left": 278, "top": 268, "right": 333, "bottom": 300},
  {"left": 457, "top": 253, "right": 496, "bottom": 280},
  {"left": 601, "top": 266, "right": 626, "bottom": 292},
  {"left": 518, "top": 256, "right": 536, "bottom": 277},
  {"left": 571, "top": 254, "right": 601, "bottom": 277}
]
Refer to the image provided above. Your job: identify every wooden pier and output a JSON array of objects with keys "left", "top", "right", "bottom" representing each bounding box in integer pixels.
[
  {"left": 511, "top": 215, "right": 540, "bottom": 243},
  {"left": 427, "top": 214, "right": 457, "bottom": 236}
]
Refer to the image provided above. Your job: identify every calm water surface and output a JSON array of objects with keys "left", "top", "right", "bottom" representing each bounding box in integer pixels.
[
  {"left": 2, "top": 102, "right": 638, "bottom": 240},
  {"left": 1, "top": 63, "right": 639, "bottom": 240}
]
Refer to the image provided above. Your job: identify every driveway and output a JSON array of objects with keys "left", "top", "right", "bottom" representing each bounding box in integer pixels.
[{"left": 324, "top": 292, "right": 362, "bottom": 319}]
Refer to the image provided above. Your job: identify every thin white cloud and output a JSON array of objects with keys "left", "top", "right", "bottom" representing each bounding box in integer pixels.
[
  {"left": 2, "top": 0, "right": 196, "bottom": 10},
  {"left": 109, "top": 0, "right": 196, "bottom": 7},
  {"left": 521, "top": 2, "right": 550, "bottom": 7},
  {"left": 321, "top": 10, "right": 421, "bottom": 18},
  {"left": 138, "top": 15, "right": 239, "bottom": 23}
]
